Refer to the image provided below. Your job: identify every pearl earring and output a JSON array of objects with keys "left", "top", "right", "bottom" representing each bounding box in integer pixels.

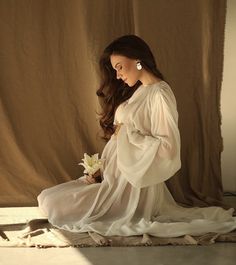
[{"left": 136, "top": 62, "right": 142, "bottom": 70}]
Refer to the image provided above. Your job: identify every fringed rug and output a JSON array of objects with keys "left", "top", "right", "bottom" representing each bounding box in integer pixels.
[{"left": 1, "top": 218, "right": 236, "bottom": 248}]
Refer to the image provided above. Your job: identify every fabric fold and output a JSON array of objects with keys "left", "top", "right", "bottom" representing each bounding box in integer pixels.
[{"left": 116, "top": 82, "right": 181, "bottom": 188}]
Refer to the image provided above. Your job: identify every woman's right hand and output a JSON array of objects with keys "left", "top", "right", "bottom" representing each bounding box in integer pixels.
[
  {"left": 80, "top": 169, "right": 102, "bottom": 185},
  {"left": 84, "top": 175, "right": 96, "bottom": 184}
]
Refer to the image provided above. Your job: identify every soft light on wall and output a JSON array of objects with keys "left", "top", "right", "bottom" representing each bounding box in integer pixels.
[{"left": 221, "top": 0, "right": 236, "bottom": 191}]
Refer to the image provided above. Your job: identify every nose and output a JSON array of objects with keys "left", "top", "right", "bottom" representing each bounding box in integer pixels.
[{"left": 116, "top": 70, "right": 122, "bottom": 80}]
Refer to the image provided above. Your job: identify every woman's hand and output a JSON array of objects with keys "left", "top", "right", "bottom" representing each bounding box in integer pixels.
[
  {"left": 81, "top": 169, "right": 102, "bottom": 185},
  {"left": 114, "top": 123, "right": 124, "bottom": 136}
]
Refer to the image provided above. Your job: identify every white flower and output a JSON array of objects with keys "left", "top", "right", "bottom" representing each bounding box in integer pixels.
[{"left": 79, "top": 153, "right": 105, "bottom": 176}]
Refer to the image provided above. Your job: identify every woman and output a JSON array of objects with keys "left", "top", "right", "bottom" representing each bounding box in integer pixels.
[{"left": 38, "top": 35, "right": 236, "bottom": 240}]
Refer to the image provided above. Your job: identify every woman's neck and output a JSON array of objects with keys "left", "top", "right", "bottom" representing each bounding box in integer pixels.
[{"left": 139, "top": 70, "right": 162, "bottom": 86}]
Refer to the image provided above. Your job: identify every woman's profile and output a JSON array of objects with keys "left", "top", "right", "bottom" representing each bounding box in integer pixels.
[{"left": 38, "top": 35, "right": 236, "bottom": 242}]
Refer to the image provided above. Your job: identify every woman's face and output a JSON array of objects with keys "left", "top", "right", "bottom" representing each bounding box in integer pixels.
[{"left": 110, "top": 54, "right": 141, "bottom": 87}]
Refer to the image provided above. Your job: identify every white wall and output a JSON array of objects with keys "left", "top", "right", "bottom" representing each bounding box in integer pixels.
[{"left": 221, "top": 0, "right": 236, "bottom": 191}]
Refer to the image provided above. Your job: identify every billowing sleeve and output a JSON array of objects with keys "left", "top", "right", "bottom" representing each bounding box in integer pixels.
[{"left": 116, "top": 85, "right": 181, "bottom": 188}]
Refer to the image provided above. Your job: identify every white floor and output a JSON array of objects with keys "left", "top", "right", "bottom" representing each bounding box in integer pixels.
[
  {"left": 0, "top": 244, "right": 236, "bottom": 265},
  {"left": 0, "top": 196, "right": 236, "bottom": 265}
]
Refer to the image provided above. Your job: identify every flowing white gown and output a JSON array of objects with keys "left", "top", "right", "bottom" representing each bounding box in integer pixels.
[{"left": 38, "top": 81, "right": 236, "bottom": 237}]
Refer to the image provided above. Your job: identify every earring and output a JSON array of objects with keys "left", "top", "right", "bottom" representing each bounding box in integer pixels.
[{"left": 136, "top": 62, "right": 142, "bottom": 70}]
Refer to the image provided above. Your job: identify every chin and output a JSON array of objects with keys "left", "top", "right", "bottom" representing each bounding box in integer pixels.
[{"left": 126, "top": 81, "right": 136, "bottom": 87}]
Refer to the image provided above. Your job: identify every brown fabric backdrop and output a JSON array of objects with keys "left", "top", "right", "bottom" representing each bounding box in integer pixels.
[
  {"left": 132, "top": 0, "right": 227, "bottom": 207},
  {"left": 0, "top": 0, "right": 227, "bottom": 207}
]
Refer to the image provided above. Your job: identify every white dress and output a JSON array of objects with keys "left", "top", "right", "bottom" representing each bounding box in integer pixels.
[{"left": 38, "top": 81, "right": 236, "bottom": 237}]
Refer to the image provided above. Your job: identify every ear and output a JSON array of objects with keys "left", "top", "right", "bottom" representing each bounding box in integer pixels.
[{"left": 136, "top": 61, "right": 142, "bottom": 71}]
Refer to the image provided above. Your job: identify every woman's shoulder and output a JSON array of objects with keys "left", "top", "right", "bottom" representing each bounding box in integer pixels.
[
  {"left": 148, "top": 80, "right": 172, "bottom": 96},
  {"left": 148, "top": 81, "right": 176, "bottom": 105}
]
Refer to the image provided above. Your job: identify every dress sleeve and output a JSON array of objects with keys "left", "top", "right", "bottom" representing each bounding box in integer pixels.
[{"left": 116, "top": 85, "right": 181, "bottom": 188}]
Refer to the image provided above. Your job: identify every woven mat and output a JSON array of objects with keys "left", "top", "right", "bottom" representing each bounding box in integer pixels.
[{"left": 1, "top": 219, "right": 236, "bottom": 248}]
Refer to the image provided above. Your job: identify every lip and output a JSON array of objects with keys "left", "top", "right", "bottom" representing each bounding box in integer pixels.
[{"left": 123, "top": 78, "right": 127, "bottom": 83}]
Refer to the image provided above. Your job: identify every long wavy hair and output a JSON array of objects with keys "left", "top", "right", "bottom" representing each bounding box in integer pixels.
[{"left": 96, "top": 35, "right": 164, "bottom": 141}]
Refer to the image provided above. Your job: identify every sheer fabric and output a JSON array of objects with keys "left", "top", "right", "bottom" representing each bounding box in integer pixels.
[{"left": 38, "top": 81, "right": 236, "bottom": 237}]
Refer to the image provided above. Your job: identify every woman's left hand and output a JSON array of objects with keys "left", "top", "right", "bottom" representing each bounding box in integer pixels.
[{"left": 114, "top": 123, "right": 124, "bottom": 136}]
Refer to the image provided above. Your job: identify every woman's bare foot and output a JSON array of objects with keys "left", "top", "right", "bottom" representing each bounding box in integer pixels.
[
  {"left": 88, "top": 231, "right": 110, "bottom": 245},
  {"left": 141, "top": 233, "right": 152, "bottom": 245}
]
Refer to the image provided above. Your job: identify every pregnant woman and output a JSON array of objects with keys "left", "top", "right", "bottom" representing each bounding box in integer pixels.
[{"left": 38, "top": 35, "right": 236, "bottom": 240}]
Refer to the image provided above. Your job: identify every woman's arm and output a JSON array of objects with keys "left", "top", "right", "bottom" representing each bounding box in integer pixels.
[{"left": 116, "top": 85, "right": 181, "bottom": 188}]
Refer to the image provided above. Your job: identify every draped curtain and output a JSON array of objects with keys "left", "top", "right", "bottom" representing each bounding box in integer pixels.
[{"left": 0, "top": 0, "right": 226, "bottom": 207}]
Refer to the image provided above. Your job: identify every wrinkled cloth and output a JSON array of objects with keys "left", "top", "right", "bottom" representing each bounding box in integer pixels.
[{"left": 38, "top": 81, "right": 236, "bottom": 237}]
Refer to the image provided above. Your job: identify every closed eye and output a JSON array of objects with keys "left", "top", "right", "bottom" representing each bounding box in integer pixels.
[{"left": 115, "top": 64, "right": 122, "bottom": 71}]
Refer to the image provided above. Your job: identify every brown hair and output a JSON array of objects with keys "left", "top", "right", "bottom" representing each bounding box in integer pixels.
[{"left": 96, "top": 35, "right": 164, "bottom": 141}]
